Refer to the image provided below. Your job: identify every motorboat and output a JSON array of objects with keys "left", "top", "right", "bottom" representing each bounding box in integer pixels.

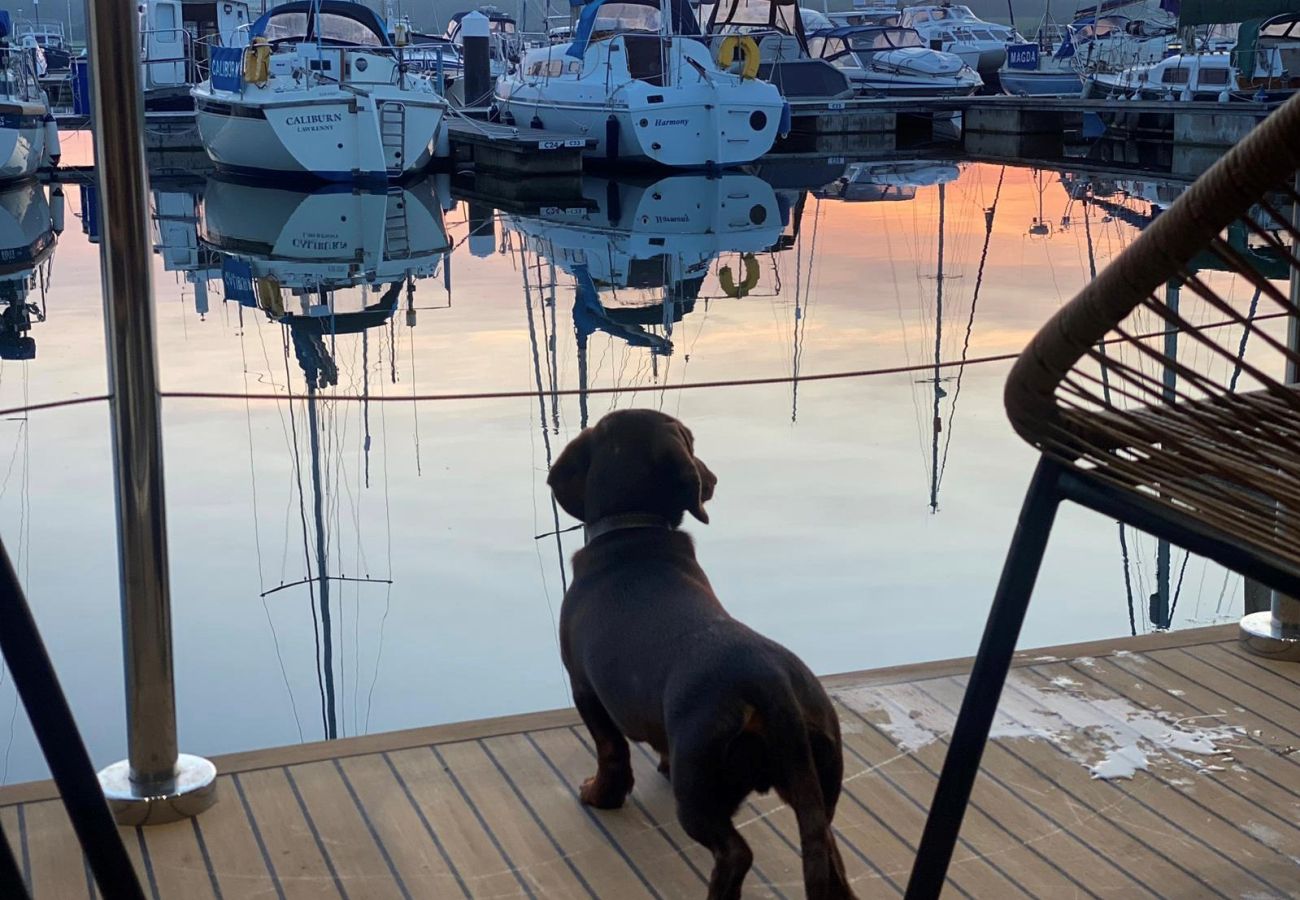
[
  {"left": 1084, "top": 13, "right": 1300, "bottom": 101},
  {"left": 193, "top": 0, "right": 449, "bottom": 182},
  {"left": 897, "top": 3, "right": 1024, "bottom": 84},
  {"left": 0, "top": 16, "right": 58, "bottom": 183},
  {"left": 825, "top": 6, "right": 900, "bottom": 28},
  {"left": 701, "top": 0, "right": 854, "bottom": 100},
  {"left": 807, "top": 25, "right": 980, "bottom": 96},
  {"left": 445, "top": 6, "right": 521, "bottom": 77},
  {"left": 0, "top": 179, "right": 58, "bottom": 360},
  {"left": 503, "top": 173, "right": 782, "bottom": 359},
  {"left": 199, "top": 174, "right": 451, "bottom": 307},
  {"left": 815, "top": 159, "right": 959, "bottom": 201},
  {"left": 496, "top": 0, "right": 787, "bottom": 167},
  {"left": 13, "top": 20, "right": 70, "bottom": 70},
  {"left": 139, "top": 0, "right": 253, "bottom": 111}
]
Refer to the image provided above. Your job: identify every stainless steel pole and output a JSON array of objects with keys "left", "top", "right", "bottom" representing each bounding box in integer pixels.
[{"left": 86, "top": 0, "right": 216, "bottom": 823}]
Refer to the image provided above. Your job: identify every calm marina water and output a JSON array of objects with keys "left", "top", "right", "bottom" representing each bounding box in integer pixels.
[{"left": 0, "top": 133, "right": 1271, "bottom": 784}]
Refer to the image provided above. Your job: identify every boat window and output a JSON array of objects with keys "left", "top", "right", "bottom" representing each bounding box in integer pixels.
[
  {"left": 567, "top": 59, "right": 581, "bottom": 73},
  {"left": 528, "top": 60, "right": 543, "bottom": 75},
  {"left": 591, "top": 3, "right": 663, "bottom": 34},
  {"left": 807, "top": 36, "right": 824, "bottom": 56},
  {"left": 153, "top": 3, "right": 179, "bottom": 41},
  {"left": 316, "top": 13, "right": 385, "bottom": 46},
  {"left": 851, "top": 27, "right": 922, "bottom": 50},
  {"left": 1161, "top": 66, "right": 1189, "bottom": 84},
  {"left": 1198, "top": 67, "right": 1229, "bottom": 85},
  {"left": 548, "top": 58, "right": 564, "bottom": 76},
  {"left": 261, "top": 12, "right": 309, "bottom": 39}
]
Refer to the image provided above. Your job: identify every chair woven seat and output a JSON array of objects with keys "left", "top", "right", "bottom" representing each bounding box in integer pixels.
[{"left": 1003, "top": 92, "right": 1300, "bottom": 587}]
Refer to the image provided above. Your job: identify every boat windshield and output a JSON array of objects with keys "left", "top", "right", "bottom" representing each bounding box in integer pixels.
[
  {"left": 255, "top": 2, "right": 391, "bottom": 46},
  {"left": 848, "top": 27, "right": 924, "bottom": 51},
  {"left": 591, "top": 2, "right": 663, "bottom": 35}
]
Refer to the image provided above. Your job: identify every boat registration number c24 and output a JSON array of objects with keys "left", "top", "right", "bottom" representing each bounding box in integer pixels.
[{"left": 539, "top": 139, "right": 587, "bottom": 149}]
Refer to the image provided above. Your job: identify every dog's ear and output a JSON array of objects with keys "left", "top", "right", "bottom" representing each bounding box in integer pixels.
[
  {"left": 667, "top": 427, "right": 717, "bottom": 524},
  {"left": 548, "top": 428, "right": 593, "bottom": 521}
]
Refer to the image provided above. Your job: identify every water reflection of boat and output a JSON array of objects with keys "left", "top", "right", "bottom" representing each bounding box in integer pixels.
[
  {"left": 203, "top": 176, "right": 450, "bottom": 741},
  {"left": 816, "top": 160, "right": 960, "bottom": 202},
  {"left": 199, "top": 175, "right": 451, "bottom": 310},
  {"left": 505, "top": 174, "right": 782, "bottom": 363},
  {"left": 0, "top": 180, "right": 59, "bottom": 359}
]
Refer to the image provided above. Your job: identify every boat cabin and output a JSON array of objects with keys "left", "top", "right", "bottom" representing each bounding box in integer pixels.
[{"left": 139, "top": 0, "right": 251, "bottom": 94}]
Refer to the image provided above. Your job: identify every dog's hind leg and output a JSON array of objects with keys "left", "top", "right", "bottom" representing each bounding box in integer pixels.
[
  {"left": 672, "top": 763, "right": 752, "bottom": 900},
  {"left": 810, "top": 730, "right": 855, "bottom": 899},
  {"left": 573, "top": 689, "right": 634, "bottom": 809}
]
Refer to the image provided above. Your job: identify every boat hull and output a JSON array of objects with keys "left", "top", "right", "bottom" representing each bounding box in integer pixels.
[
  {"left": 999, "top": 69, "right": 1083, "bottom": 97},
  {"left": 194, "top": 92, "right": 444, "bottom": 182},
  {"left": 496, "top": 95, "right": 783, "bottom": 168},
  {"left": 0, "top": 104, "right": 46, "bottom": 184}
]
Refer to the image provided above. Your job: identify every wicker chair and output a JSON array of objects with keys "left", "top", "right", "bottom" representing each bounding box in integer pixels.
[{"left": 904, "top": 95, "right": 1300, "bottom": 898}]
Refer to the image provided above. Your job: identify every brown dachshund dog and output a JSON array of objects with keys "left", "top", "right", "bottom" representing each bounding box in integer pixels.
[{"left": 548, "top": 409, "right": 856, "bottom": 900}]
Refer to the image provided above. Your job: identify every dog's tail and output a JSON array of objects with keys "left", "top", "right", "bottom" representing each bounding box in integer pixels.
[{"left": 746, "top": 682, "right": 855, "bottom": 900}]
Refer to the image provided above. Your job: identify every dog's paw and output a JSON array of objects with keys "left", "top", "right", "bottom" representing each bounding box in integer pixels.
[{"left": 579, "top": 775, "right": 631, "bottom": 809}]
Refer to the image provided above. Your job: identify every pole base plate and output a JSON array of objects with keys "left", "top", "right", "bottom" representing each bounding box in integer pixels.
[
  {"left": 1239, "top": 610, "right": 1300, "bottom": 663},
  {"left": 97, "top": 754, "right": 217, "bottom": 826}
]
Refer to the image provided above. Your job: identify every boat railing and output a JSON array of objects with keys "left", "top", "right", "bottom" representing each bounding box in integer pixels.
[
  {"left": 139, "top": 26, "right": 196, "bottom": 89},
  {"left": 0, "top": 45, "right": 47, "bottom": 102}
]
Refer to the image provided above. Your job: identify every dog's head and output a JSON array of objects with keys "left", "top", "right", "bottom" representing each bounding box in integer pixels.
[{"left": 547, "top": 409, "right": 717, "bottom": 526}]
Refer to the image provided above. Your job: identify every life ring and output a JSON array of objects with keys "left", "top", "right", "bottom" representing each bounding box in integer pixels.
[
  {"left": 719, "top": 253, "right": 760, "bottom": 298},
  {"left": 716, "top": 35, "right": 761, "bottom": 80},
  {"left": 242, "top": 37, "right": 271, "bottom": 86}
]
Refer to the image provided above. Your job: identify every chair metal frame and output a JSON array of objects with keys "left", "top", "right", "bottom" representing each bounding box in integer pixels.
[
  {"left": 903, "top": 94, "right": 1300, "bottom": 900},
  {"left": 0, "top": 538, "right": 145, "bottom": 900}
]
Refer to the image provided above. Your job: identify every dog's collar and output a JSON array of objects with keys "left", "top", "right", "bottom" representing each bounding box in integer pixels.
[{"left": 583, "top": 513, "right": 673, "bottom": 545}]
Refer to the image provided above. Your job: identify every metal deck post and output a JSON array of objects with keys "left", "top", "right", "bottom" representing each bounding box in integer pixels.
[
  {"left": 1239, "top": 171, "right": 1300, "bottom": 662},
  {"left": 86, "top": 0, "right": 216, "bottom": 824}
]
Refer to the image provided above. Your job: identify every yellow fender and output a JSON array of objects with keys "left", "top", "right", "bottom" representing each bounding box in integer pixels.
[
  {"left": 719, "top": 253, "right": 760, "bottom": 298},
  {"left": 716, "top": 35, "right": 761, "bottom": 80},
  {"left": 255, "top": 277, "right": 285, "bottom": 316},
  {"left": 242, "top": 37, "right": 271, "bottom": 86}
]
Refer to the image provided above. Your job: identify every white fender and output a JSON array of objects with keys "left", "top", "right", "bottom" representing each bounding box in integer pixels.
[
  {"left": 50, "top": 184, "right": 65, "bottom": 234},
  {"left": 43, "top": 113, "right": 60, "bottom": 167}
]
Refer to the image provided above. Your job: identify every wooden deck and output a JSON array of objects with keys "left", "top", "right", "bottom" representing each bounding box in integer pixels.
[{"left": 5, "top": 625, "right": 1300, "bottom": 898}]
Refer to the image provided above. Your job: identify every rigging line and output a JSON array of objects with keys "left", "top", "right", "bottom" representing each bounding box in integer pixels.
[
  {"left": 936, "top": 165, "right": 1005, "bottom": 498},
  {"left": 241, "top": 308, "right": 304, "bottom": 742},
  {"left": 521, "top": 246, "right": 569, "bottom": 597},
  {"left": 363, "top": 321, "right": 395, "bottom": 735},
  {"left": 284, "top": 337, "right": 330, "bottom": 741},
  {"left": 929, "top": 182, "right": 946, "bottom": 514}
]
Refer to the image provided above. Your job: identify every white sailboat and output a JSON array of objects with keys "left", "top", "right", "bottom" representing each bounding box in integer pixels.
[
  {"left": 192, "top": 0, "right": 449, "bottom": 182},
  {"left": 496, "top": 0, "right": 787, "bottom": 167},
  {"left": 0, "top": 19, "right": 57, "bottom": 184}
]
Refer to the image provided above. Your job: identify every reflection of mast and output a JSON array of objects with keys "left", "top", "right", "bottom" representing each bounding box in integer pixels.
[
  {"left": 521, "top": 246, "right": 569, "bottom": 592},
  {"left": 925, "top": 184, "right": 948, "bottom": 513},
  {"left": 269, "top": 283, "right": 401, "bottom": 740},
  {"left": 790, "top": 198, "right": 819, "bottom": 424}
]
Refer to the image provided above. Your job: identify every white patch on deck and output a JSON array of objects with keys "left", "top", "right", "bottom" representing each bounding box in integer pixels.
[
  {"left": 1075, "top": 657, "right": 1098, "bottom": 668},
  {"left": 1244, "top": 823, "right": 1300, "bottom": 868},
  {"left": 834, "top": 668, "right": 1239, "bottom": 781}
]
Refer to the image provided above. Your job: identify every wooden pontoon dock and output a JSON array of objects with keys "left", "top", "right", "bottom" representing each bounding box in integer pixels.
[{"left": 3, "top": 625, "right": 1297, "bottom": 898}]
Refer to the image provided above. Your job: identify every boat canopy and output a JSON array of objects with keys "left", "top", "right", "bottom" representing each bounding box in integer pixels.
[
  {"left": 1178, "top": 0, "right": 1300, "bottom": 26},
  {"left": 565, "top": 0, "right": 699, "bottom": 58},
  {"left": 1233, "top": 12, "right": 1300, "bottom": 75},
  {"left": 251, "top": 0, "right": 391, "bottom": 46},
  {"left": 704, "top": 0, "right": 809, "bottom": 49},
  {"left": 811, "top": 25, "right": 925, "bottom": 50}
]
